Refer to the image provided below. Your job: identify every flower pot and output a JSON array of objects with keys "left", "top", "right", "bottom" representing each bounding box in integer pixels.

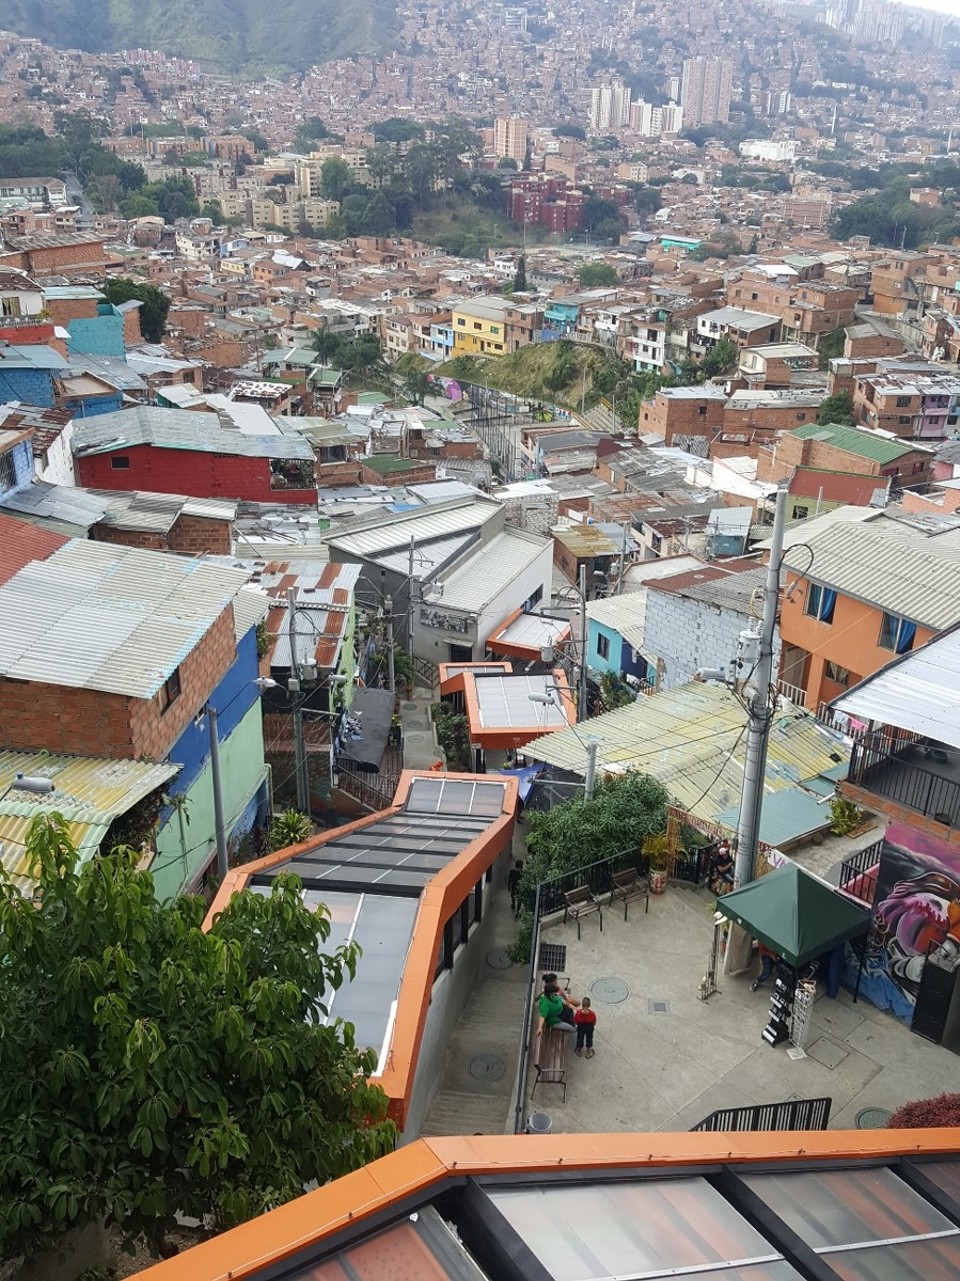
[{"left": 649, "top": 869, "right": 667, "bottom": 895}]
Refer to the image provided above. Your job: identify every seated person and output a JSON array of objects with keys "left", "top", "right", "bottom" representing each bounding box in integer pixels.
[
  {"left": 709, "top": 842, "right": 735, "bottom": 894},
  {"left": 537, "top": 981, "right": 576, "bottom": 1036}
]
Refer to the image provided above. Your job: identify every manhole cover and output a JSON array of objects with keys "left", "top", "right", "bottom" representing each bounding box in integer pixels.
[
  {"left": 470, "top": 1054, "right": 506, "bottom": 1082},
  {"left": 591, "top": 977, "right": 630, "bottom": 1004},
  {"left": 487, "top": 949, "right": 513, "bottom": 970},
  {"left": 401, "top": 702, "right": 419, "bottom": 712},
  {"left": 647, "top": 998, "right": 671, "bottom": 1015},
  {"left": 855, "top": 1107, "right": 893, "bottom": 1130}
]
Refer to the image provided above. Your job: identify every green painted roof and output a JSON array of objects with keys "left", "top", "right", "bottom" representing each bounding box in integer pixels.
[
  {"left": 792, "top": 421, "right": 915, "bottom": 464},
  {"left": 363, "top": 453, "right": 422, "bottom": 474}
]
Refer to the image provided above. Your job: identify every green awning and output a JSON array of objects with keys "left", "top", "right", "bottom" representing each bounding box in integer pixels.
[{"left": 715, "top": 863, "right": 869, "bottom": 968}]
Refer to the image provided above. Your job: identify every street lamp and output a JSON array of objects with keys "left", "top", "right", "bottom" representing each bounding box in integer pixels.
[
  {"left": 528, "top": 691, "right": 600, "bottom": 799},
  {"left": 0, "top": 774, "right": 56, "bottom": 805}
]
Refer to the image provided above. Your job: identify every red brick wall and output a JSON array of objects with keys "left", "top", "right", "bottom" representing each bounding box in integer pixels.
[
  {"left": 45, "top": 297, "right": 100, "bottom": 328},
  {"left": 21, "top": 241, "right": 107, "bottom": 277},
  {"left": 90, "top": 526, "right": 167, "bottom": 551},
  {"left": 122, "top": 308, "right": 143, "bottom": 346},
  {"left": 359, "top": 460, "right": 436, "bottom": 487},
  {"left": 0, "top": 606, "right": 237, "bottom": 760},
  {"left": 76, "top": 443, "right": 317, "bottom": 505},
  {"left": 639, "top": 392, "right": 726, "bottom": 449},
  {"left": 166, "top": 514, "right": 233, "bottom": 556}
]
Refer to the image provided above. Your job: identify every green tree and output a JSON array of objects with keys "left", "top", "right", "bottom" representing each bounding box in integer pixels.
[
  {"left": 402, "top": 366, "right": 430, "bottom": 405},
  {"left": 0, "top": 815, "right": 394, "bottom": 1260},
  {"left": 510, "top": 773, "right": 668, "bottom": 959},
  {"left": 577, "top": 262, "right": 617, "bottom": 287},
  {"left": 362, "top": 190, "right": 397, "bottom": 236},
  {"left": 497, "top": 155, "right": 519, "bottom": 170},
  {"left": 87, "top": 173, "right": 122, "bottom": 213},
  {"left": 818, "top": 389, "right": 855, "bottom": 426},
  {"left": 100, "top": 278, "right": 170, "bottom": 343},
  {"left": 312, "top": 327, "right": 345, "bottom": 364},
  {"left": 200, "top": 199, "right": 223, "bottom": 222},
  {"left": 701, "top": 336, "right": 740, "bottom": 378},
  {"left": 320, "top": 157, "right": 354, "bottom": 204},
  {"left": 513, "top": 254, "right": 527, "bottom": 292},
  {"left": 121, "top": 194, "right": 161, "bottom": 220}
]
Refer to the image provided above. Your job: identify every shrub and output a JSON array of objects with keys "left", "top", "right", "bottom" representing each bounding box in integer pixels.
[{"left": 889, "top": 1093, "right": 960, "bottom": 1129}]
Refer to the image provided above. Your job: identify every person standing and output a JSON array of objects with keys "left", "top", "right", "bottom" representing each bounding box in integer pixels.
[
  {"left": 507, "top": 859, "right": 523, "bottom": 917},
  {"left": 574, "top": 997, "right": 597, "bottom": 1058}
]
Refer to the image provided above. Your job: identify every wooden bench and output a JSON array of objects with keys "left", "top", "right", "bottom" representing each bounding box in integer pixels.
[
  {"left": 610, "top": 867, "right": 650, "bottom": 921},
  {"left": 563, "top": 885, "right": 603, "bottom": 940},
  {"left": 531, "top": 1024, "right": 568, "bottom": 1102}
]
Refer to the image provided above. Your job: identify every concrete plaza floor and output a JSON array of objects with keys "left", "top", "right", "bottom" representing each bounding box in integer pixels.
[
  {"left": 418, "top": 866, "right": 960, "bottom": 1139},
  {"left": 521, "top": 881, "right": 960, "bottom": 1134}
]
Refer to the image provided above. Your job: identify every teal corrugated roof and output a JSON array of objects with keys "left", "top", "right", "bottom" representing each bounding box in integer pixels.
[{"left": 716, "top": 789, "right": 831, "bottom": 848}]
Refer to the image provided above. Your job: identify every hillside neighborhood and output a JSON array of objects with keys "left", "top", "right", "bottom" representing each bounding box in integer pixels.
[{"left": 1, "top": 2, "right": 960, "bottom": 1278}]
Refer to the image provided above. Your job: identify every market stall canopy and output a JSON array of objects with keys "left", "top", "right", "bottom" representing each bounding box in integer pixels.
[{"left": 715, "top": 864, "right": 870, "bottom": 968}]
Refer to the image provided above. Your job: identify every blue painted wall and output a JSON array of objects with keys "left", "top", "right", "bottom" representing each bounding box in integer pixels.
[
  {"left": 63, "top": 391, "right": 123, "bottom": 418},
  {"left": 164, "top": 626, "right": 262, "bottom": 797},
  {"left": 587, "top": 620, "right": 623, "bottom": 676},
  {"left": 0, "top": 436, "right": 38, "bottom": 496},
  {"left": 67, "top": 304, "right": 126, "bottom": 357},
  {"left": 0, "top": 366, "right": 55, "bottom": 407},
  {"left": 618, "top": 638, "right": 654, "bottom": 684}
]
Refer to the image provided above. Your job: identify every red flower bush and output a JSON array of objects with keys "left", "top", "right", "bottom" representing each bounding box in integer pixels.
[{"left": 888, "top": 1093, "right": 960, "bottom": 1129}]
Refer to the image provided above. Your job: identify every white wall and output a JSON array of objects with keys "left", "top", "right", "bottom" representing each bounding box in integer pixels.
[
  {"left": 475, "top": 538, "right": 553, "bottom": 649},
  {"left": 35, "top": 418, "right": 76, "bottom": 486},
  {"left": 401, "top": 879, "right": 498, "bottom": 1142}
]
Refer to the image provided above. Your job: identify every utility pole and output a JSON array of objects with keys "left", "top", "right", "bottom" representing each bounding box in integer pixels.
[
  {"left": 734, "top": 486, "right": 788, "bottom": 890},
  {"left": 584, "top": 736, "right": 599, "bottom": 800},
  {"left": 385, "top": 595, "right": 396, "bottom": 695},
  {"left": 286, "top": 586, "right": 309, "bottom": 813},
  {"left": 616, "top": 520, "right": 628, "bottom": 595},
  {"left": 206, "top": 703, "right": 229, "bottom": 882},
  {"left": 578, "top": 561, "right": 588, "bottom": 723},
  {"left": 407, "top": 535, "right": 416, "bottom": 664}
]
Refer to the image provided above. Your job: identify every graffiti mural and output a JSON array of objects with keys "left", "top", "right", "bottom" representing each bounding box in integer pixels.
[
  {"left": 846, "top": 822, "right": 960, "bottom": 1024},
  {"left": 419, "top": 605, "right": 473, "bottom": 635}
]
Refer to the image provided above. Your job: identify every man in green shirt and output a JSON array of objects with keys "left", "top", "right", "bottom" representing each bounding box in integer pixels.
[{"left": 537, "top": 981, "right": 576, "bottom": 1035}]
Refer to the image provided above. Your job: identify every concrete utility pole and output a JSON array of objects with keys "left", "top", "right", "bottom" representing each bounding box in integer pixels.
[
  {"left": 584, "top": 736, "right": 599, "bottom": 800},
  {"left": 286, "top": 586, "right": 310, "bottom": 814},
  {"left": 385, "top": 595, "right": 396, "bottom": 695},
  {"left": 734, "top": 485, "right": 788, "bottom": 889},
  {"left": 206, "top": 704, "right": 229, "bottom": 882},
  {"left": 407, "top": 535, "right": 416, "bottom": 664}
]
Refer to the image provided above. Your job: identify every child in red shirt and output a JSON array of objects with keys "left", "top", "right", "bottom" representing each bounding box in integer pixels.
[{"left": 574, "top": 996, "right": 597, "bottom": 1057}]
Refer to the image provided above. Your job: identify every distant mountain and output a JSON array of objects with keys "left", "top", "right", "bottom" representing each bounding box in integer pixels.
[{"left": 0, "top": 0, "right": 400, "bottom": 72}]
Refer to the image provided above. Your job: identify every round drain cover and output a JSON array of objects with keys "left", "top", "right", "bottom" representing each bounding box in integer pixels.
[
  {"left": 487, "top": 949, "right": 513, "bottom": 970},
  {"left": 401, "top": 702, "right": 419, "bottom": 712},
  {"left": 855, "top": 1107, "right": 893, "bottom": 1130},
  {"left": 470, "top": 1054, "right": 506, "bottom": 1082},
  {"left": 591, "top": 977, "right": 630, "bottom": 1004}
]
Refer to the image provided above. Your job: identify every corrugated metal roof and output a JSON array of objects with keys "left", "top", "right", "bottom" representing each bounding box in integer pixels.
[
  {"left": 0, "top": 752, "right": 178, "bottom": 893},
  {"left": 587, "top": 592, "right": 648, "bottom": 650},
  {"left": 323, "top": 500, "right": 498, "bottom": 559},
  {"left": 71, "top": 407, "right": 314, "bottom": 461},
  {"left": 0, "top": 480, "right": 112, "bottom": 533},
  {"left": 232, "top": 587, "right": 269, "bottom": 644},
  {"left": 524, "top": 681, "right": 849, "bottom": 830},
  {"left": 437, "top": 529, "right": 551, "bottom": 611},
  {"left": 782, "top": 521, "right": 960, "bottom": 630},
  {"left": 791, "top": 421, "right": 918, "bottom": 464},
  {"left": 0, "top": 542, "right": 252, "bottom": 697},
  {"left": 831, "top": 626, "right": 960, "bottom": 748},
  {"left": 497, "top": 613, "right": 568, "bottom": 649},
  {"left": 0, "top": 511, "right": 68, "bottom": 585}
]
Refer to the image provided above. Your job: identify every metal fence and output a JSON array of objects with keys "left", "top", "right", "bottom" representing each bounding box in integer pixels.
[
  {"left": 839, "top": 838, "right": 884, "bottom": 907},
  {"left": 337, "top": 765, "right": 398, "bottom": 812},
  {"left": 692, "top": 1096, "right": 832, "bottom": 1133},
  {"left": 850, "top": 734, "right": 960, "bottom": 827}
]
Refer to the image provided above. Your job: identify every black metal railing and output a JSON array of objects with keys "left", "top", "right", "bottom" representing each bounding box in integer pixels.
[
  {"left": 850, "top": 735, "right": 960, "bottom": 829},
  {"left": 337, "top": 765, "right": 398, "bottom": 812},
  {"left": 532, "top": 847, "right": 648, "bottom": 920},
  {"left": 692, "top": 1096, "right": 832, "bottom": 1133},
  {"left": 838, "top": 838, "right": 884, "bottom": 907},
  {"left": 412, "top": 655, "right": 438, "bottom": 690}
]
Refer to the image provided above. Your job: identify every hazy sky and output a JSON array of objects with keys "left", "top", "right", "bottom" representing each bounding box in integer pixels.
[{"left": 906, "top": 0, "right": 960, "bottom": 15}]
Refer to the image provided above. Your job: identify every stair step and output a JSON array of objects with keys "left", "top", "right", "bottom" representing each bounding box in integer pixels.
[{"left": 418, "top": 1091, "right": 512, "bottom": 1137}]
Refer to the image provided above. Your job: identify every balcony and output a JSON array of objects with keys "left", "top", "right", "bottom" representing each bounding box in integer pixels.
[
  {"left": 848, "top": 731, "right": 960, "bottom": 830},
  {"left": 777, "top": 677, "right": 808, "bottom": 708}
]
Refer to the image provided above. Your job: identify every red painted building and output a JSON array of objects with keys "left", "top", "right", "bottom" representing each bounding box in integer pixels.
[{"left": 71, "top": 406, "right": 317, "bottom": 505}]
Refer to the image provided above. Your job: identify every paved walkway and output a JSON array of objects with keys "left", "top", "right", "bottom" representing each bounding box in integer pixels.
[
  {"left": 399, "top": 688, "right": 441, "bottom": 770},
  {"left": 419, "top": 825, "right": 528, "bottom": 1137}
]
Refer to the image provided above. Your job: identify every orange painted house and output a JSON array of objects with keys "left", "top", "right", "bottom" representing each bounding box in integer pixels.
[{"left": 778, "top": 515, "right": 960, "bottom": 711}]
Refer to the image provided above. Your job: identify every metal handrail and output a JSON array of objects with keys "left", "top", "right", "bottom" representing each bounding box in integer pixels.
[
  {"left": 692, "top": 1095, "right": 832, "bottom": 1132},
  {"left": 850, "top": 740, "right": 960, "bottom": 826}
]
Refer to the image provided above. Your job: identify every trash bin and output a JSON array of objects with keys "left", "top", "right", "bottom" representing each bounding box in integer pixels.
[{"left": 527, "top": 1112, "right": 552, "bottom": 1135}]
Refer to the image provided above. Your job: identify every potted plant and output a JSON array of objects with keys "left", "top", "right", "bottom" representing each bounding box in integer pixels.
[{"left": 643, "top": 832, "right": 671, "bottom": 895}]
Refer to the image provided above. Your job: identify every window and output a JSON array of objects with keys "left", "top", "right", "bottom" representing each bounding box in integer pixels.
[
  {"left": 825, "top": 661, "right": 850, "bottom": 686},
  {"left": 158, "top": 666, "right": 182, "bottom": 713},
  {"left": 597, "top": 633, "right": 610, "bottom": 660},
  {"left": 898, "top": 415, "right": 911, "bottom": 425},
  {"left": 456, "top": 317, "right": 465, "bottom": 326},
  {"left": 697, "top": 405, "right": 707, "bottom": 416},
  {"left": 912, "top": 460, "right": 926, "bottom": 473},
  {"left": 879, "top": 612, "right": 916, "bottom": 654},
  {"left": 796, "top": 413, "right": 806, "bottom": 421},
  {"left": 472, "top": 321, "right": 482, "bottom": 330},
  {"left": 490, "top": 325, "right": 500, "bottom": 335},
  {"left": 896, "top": 395, "right": 911, "bottom": 407},
  {"left": 1, "top": 296, "right": 21, "bottom": 317},
  {"left": 523, "top": 584, "right": 543, "bottom": 611},
  {"left": 111, "top": 456, "right": 130, "bottom": 470},
  {"left": 804, "top": 583, "right": 836, "bottom": 623},
  {"left": 0, "top": 451, "right": 14, "bottom": 495},
  {"left": 792, "top": 505, "right": 809, "bottom": 520}
]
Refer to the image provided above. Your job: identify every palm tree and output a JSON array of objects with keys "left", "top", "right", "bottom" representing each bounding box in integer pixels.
[{"left": 312, "top": 326, "right": 342, "bottom": 364}]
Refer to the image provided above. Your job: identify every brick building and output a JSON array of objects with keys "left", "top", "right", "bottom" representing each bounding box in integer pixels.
[
  {"left": 639, "top": 386, "right": 728, "bottom": 455},
  {"left": 72, "top": 406, "right": 318, "bottom": 505},
  {"left": 757, "top": 421, "right": 933, "bottom": 491},
  {"left": 0, "top": 541, "right": 269, "bottom": 897},
  {"left": 0, "top": 232, "right": 107, "bottom": 278}
]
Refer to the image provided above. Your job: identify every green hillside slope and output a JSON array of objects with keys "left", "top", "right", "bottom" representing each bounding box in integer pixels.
[{"left": 0, "top": 0, "right": 399, "bottom": 72}]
